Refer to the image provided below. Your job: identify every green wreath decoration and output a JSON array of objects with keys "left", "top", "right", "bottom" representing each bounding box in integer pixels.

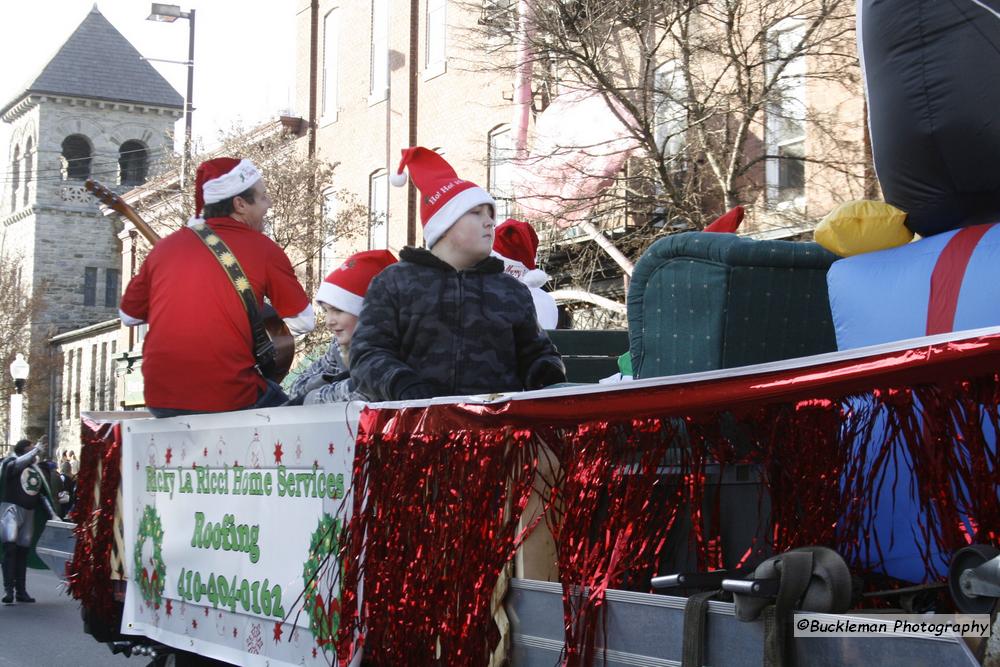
[
  {"left": 134, "top": 504, "right": 166, "bottom": 608},
  {"left": 302, "top": 513, "right": 341, "bottom": 651}
]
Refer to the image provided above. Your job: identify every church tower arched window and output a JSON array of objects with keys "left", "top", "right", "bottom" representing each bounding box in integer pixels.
[
  {"left": 10, "top": 146, "right": 20, "bottom": 213},
  {"left": 61, "top": 135, "right": 92, "bottom": 180},
  {"left": 119, "top": 140, "right": 148, "bottom": 187},
  {"left": 23, "top": 138, "right": 33, "bottom": 207}
]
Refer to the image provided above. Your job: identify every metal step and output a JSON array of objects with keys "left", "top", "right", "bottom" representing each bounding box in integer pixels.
[
  {"left": 505, "top": 578, "right": 981, "bottom": 666},
  {"left": 35, "top": 519, "right": 76, "bottom": 577}
]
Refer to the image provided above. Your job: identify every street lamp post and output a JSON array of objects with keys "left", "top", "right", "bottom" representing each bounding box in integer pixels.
[
  {"left": 147, "top": 3, "right": 196, "bottom": 187},
  {"left": 9, "top": 353, "right": 29, "bottom": 447}
]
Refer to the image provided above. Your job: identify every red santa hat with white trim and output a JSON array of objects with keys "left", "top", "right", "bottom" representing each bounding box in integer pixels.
[
  {"left": 315, "top": 249, "right": 397, "bottom": 316},
  {"left": 188, "top": 157, "right": 263, "bottom": 225},
  {"left": 389, "top": 147, "right": 496, "bottom": 248},
  {"left": 492, "top": 219, "right": 550, "bottom": 288}
]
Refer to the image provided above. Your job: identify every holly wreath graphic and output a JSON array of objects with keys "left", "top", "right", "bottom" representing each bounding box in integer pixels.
[
  {"left": 302, "top": 513, "right": 341, "bottom": 652},
  {"left": 135, "top": 504, "right": 166, "bottom": 608}
]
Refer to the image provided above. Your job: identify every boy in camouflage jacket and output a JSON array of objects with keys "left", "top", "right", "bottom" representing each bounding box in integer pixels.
[{"left": 351, "top": 147, "right": 565, "bottom": 401}]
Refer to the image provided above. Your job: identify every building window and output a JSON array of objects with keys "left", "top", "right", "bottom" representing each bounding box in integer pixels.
[
  {"left": 322, "top": 190, "right": 340, "bottom": 274},
  {"left": 105, "top": 268, "right": 120, "bottom": 307},
  {"left": 89, "top": 344, "right": 98, "bottom": 411},
  {"left": 99, "top": 341, "right": 108, "bottom": 411},
  {"left": 84, "top": 267, "right": 98, "bottom": 306},
  {"left": 426, "top": 0, "right": 447, "bottom": 75},
  {"left": 10, "top": 146, "right": 19, "bottom": 213},
  {"left": 765, "top": 19, "right": 806, "bottom": 208},
  {"left": 63, "top": 350, "right": 73, "bottom": 420},
  {"left": 75, "top": 349, "right": 82, "bottom": 419},
  {"left": 62, "top": 135, "right": 92, "bottom": 180},
  {"left": 368, "top": 171, "right": 388, "bottom": 250},
  {"left": 370, "top": 0, "right": 388, "bottom": 101},
  {"left": 654, "top": 61, "right": 687, "bottom": 160},
  {"left": 322, "top": 9, "right": 339, "bottom": 121},
  {"left": 119, "top": 140, "right": 148, "bottom": 186},
  {"left": 55, "top": 351, "right": 65, "bottom": 421},
  {"left": 109, "top": 340, "right": 117, "bottom": 409},
  {"left": 22, "top": 138, "right": 32, "bottom": 207},
  {"left": 488, "top": 125, "right": 514, "bottom": 221}
]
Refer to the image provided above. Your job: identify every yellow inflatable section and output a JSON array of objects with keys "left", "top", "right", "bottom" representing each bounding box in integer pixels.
[{"left": 815, "top": 200, "right": 914, "bottom": 257}]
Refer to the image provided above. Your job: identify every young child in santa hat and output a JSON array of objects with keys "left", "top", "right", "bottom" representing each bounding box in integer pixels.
[
  {"left": 286, "top": 249, "right": 397, "bottom": 405},
  {"left": 492, "top": 219, "right": 559, "bottom": 330},
  {"left": 350, "top": 147, "right": 565, "bottom": 401}
]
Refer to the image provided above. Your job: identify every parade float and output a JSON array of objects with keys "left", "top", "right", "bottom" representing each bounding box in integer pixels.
[{"left": 37, "top": 1, "right": 1000, "bottom": 665}]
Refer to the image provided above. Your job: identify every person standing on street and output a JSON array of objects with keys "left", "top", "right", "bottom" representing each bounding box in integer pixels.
[{"left": 1, "top": 438, "right": 56, "bottom": 604}]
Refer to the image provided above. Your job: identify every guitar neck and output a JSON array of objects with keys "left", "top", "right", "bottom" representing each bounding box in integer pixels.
[
  {"left": 84, "top": 178, "right": 162, "bottom": 246},
  {"left": 120, "top": 208, "right": 161, "bottom": 246}
]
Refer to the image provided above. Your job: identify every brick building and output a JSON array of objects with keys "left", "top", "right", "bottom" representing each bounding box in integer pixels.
[{"left": 293, "top": 1, "right": 870, "bottom": 326}]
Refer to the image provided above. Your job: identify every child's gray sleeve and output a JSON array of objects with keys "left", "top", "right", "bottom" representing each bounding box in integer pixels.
[
  {"left": 350, "top": 274, "right": 425, "bottom": 401},
  {"left": 289, "top": 343, "right": 346, "bottom": 397},
  {"left": 303, "top": 376, "right": 365, "bottom": 404}
]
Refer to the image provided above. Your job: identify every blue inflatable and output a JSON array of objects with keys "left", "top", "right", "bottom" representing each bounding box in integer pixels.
[{"left": 828, "top": 223, "right": 1000, "bottom": 350}]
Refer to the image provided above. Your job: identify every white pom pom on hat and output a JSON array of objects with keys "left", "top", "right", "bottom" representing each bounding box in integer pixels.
[{"left": 389, "top": 170, "right": 408, "bottom": 187}]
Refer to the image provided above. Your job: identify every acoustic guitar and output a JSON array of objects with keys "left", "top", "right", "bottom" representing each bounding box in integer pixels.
[{"left": 85, "top": 179, "right": 296, "bottom": 383}]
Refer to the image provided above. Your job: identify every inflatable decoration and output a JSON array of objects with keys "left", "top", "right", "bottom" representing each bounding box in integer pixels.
[
  {"left": 829, "top": 222, "right": 1000, "bottom": 349},
  {"left": 703, "top": 206, "right": 744, "bottom": 233},
  {"left": 858, "top": 0, "right": 1000, "bottom": 237},
  {"left": 826, "top": 2, "right": 1000, "bottom": 584},
  {"left": 814, "top": 200, "right": 912, "bottom": 257}
]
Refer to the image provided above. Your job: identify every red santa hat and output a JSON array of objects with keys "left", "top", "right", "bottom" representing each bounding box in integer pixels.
[
  {"left": 492, "top": 219, "right": 550, "bottom": 288},
  {"left": 389, "top": 147, "right": 495, "bottom": 248},
  {"left": 193, "top": 157, "right": 263, "bottom": 219},
  {"left": 315, "top": 249, "right": 397, "bottom": 316}
]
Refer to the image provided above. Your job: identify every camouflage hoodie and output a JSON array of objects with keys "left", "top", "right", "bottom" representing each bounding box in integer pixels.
[{"left": 351, "top": 246, "right": 565, "bottom": 401}]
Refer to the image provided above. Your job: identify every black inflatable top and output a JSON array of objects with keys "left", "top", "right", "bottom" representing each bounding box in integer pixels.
[{"left": 859, "top": 0, "right": 1000, "bottom": 236}]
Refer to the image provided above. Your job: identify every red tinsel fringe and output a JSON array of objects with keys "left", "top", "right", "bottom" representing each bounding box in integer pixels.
[
  {"left": 336, "top": 409, "right": 542, "bottom": 666},
  {"left": 66, "top": 418, "right": 123, "bottom": 630},
  {"left": 336, "top": 371, "right": 1000, "bottom": 667}
]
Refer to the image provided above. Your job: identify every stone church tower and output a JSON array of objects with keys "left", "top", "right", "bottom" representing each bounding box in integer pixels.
[{"left": 0, "top": 6, "right": 182, "bottom": 437}]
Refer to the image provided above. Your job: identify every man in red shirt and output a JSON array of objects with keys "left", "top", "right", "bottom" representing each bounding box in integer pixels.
[{"left": 119, "top": 158, "right": 314, "bottom": 417}]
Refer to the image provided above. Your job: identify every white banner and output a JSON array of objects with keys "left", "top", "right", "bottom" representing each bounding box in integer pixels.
[{"left": 120, "top": 403, "right": 360, "bottom": 667}]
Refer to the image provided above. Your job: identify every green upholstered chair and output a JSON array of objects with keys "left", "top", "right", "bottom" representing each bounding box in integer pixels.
[{"left": 627, "top": 232, "right": 838, "bottom": 379}]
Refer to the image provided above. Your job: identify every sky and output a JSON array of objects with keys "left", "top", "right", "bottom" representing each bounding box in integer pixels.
[{"left": 0, "top": 0, "right": 299, "bottom": 155}]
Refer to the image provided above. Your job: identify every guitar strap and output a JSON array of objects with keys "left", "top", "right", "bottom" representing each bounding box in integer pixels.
[{"left": 189, "top": 223, "right": 276, "bottom": 379}]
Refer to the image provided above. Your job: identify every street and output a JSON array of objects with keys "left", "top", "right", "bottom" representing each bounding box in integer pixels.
[{"left": 0, "top": 568, "right": 136, "bottom": 667}]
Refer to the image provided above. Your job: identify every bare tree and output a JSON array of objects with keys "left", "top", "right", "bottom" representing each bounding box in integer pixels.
[
  {"left": 0, "top": 242, "right": 47, "bottom": 444},
  {"left": 463, "top": 0, "right": 865, "bottom": 316}
]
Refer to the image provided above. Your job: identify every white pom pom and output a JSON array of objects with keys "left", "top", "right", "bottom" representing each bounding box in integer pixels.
[
  {"left": 389, "top": 171, "right": 408, "bottom": 187},
  {"left": 521, "top": 268, "right": 550, "bottom": 288}
]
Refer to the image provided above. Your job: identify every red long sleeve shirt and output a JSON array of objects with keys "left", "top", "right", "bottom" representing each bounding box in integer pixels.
[{"left": 119, "top": 217, "right": 309, "bottom": 412}]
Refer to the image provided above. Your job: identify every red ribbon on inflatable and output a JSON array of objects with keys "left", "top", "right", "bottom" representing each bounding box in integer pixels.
[{"left": 926, "top": 224, "right": 995, "bottom": 335}]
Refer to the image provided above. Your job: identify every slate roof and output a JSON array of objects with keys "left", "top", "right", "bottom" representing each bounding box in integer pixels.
[{"left": 1, "top": 5, "right": 184, "bottom": 116}]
